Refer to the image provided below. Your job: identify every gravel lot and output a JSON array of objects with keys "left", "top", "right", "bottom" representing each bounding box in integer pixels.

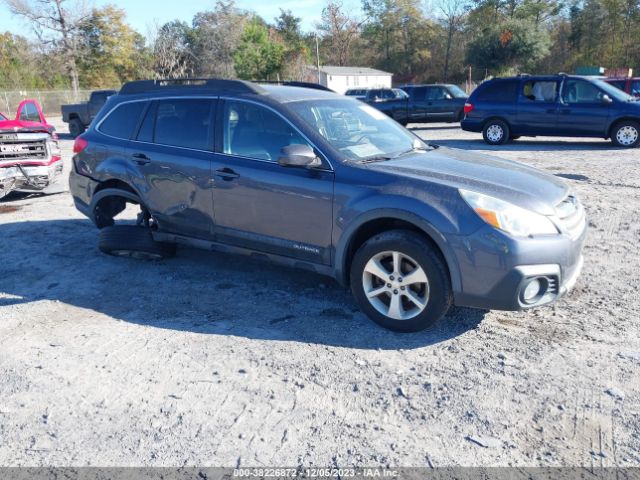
[{"left": 0, "top": 117, "right": 639, "bottom": 468}]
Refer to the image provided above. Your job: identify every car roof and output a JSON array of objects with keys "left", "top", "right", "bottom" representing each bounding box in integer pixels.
[
  {"left": 116, "top": 79, "right": 344, "bottom": 105},
  {"left": 260, "top": 85, "right": 343, "bottom": 103}
]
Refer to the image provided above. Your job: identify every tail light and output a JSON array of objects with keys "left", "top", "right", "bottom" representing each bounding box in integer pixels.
[
  {"left": 464, "top": 103, "right": 474, "bottom": 115},
  {"left": 73, "top": 136, "right": 88, "bottom": 154}
]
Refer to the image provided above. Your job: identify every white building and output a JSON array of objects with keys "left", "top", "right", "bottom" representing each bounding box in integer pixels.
[{"left": 308, "top": 66, "right": 393, "bottom": 94}]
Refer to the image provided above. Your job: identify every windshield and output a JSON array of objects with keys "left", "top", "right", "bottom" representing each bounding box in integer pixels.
[
  {"left": 448, "top": 85, "right": 468, "bottom": 98},
  {"left": 0, "top": 112, "right": 6, "bottom": 121},
  {"left": 591, "top": 79, "right": 635, "bottom": 101},
  {"left": 289, "top": 98, "right": 426, "bottom": 161}
]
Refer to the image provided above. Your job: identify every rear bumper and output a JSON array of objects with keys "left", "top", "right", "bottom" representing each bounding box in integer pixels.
[
  {"left": 69, "top": 167, "right": 98, "bottom": 221},
  {"left": 451, "top": 223, "right": 587, "bottom": 311},
  {"left": 460, "top": 118, "right": 483, "bottom": 133}
]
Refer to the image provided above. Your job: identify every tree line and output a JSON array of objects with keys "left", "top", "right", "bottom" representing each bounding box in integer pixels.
[{"left": 1, "top": 0, "right": 639, "bottom": 92}]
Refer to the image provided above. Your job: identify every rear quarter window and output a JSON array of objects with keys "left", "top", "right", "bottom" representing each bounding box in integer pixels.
[
  {"left": 98, "top": 102, "right": 146, "bottom": 139},
  {"left": 474, "top": 80, "right": 519, "bottom": 103}
]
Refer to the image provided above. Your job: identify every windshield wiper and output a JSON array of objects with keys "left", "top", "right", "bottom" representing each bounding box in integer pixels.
[{"left": 358, "top": 155, "right": 394, "bottom": 164}]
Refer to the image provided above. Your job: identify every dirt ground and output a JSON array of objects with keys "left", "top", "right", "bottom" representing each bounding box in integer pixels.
[{"left": 0, "top": 117, "right": 638, "bottom": 468}]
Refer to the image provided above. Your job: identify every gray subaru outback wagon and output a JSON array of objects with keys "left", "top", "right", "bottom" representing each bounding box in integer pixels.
[{"left": 69, "top": 79, "right": 586, "bottom": 332}]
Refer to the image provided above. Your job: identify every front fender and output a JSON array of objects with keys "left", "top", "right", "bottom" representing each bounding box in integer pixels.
[{"left": 333, "top": 202, "right": 464, "bottom": 293}]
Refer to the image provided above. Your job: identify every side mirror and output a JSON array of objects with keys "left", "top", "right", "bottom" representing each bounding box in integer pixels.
[
  {"left": 278, "top": 144, "right": 322, "bottom": 168},
  {"left": 444, "top": 93, "right": 453, "bottom": 100},
  {"left": 601, "top": 94, "right": 613, "bottom": 104}
]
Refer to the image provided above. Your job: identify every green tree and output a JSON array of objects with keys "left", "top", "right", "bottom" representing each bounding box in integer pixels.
[
  {"left": 191, "top": 0, "right": 249, "bottom": 78},
  {"left": 361, "top": 0, "right": 433, "bottom": 78},
  {"left": 77, "top": 5, "right": 151, "bottom": 87},
  {"left": 233, "top": 18, "right": 285, "bottom": 80},
  {"left": 274, "top": 10, "right": 311, "bottom": 80},
  {"left": 466, "top": 16, "right": 551, "bottom": 73}
]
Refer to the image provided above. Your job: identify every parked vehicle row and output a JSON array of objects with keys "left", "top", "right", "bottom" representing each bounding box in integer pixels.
[
  {"left": 69, "top": 78, "right": 586, "bottom": 332},
  {"left": 346, "top": 84, "right": 468, "bottom": 125},
  {"left": 0, "top": 99, "right": 62, "bottom": 199}
]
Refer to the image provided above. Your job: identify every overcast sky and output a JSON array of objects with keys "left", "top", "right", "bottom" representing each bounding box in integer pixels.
[{"left": 0, "top": 0, "right": 364, "bottom": 38}]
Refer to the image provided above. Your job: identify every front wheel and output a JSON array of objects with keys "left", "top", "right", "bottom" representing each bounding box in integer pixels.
[
  {"left": 350, "top": 230, "right": 452, "bottom": 332},
  {"left": 611, "top": 121, "right": 640, "bottom": 148},
  {"left": 482, "top": 119, "right": 510, "bottom": 145}
]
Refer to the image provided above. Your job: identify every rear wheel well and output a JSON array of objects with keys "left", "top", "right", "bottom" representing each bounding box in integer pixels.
[
  {"left": 344, "top": 217, "right": 450, "bottom": 285},
  {"left": 95, "top": 179, "right": 137, "bottom": 195},
  {"left": 482, "top": 116, "right": 510, "bottom": 129},
  {"left": 93, "top": 180, "right": 141, "bottom": 229}
]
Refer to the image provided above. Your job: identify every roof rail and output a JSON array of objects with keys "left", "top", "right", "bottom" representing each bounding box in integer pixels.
[
  {"left": 119, "top": 78, "right": 266, "bottom": 95},
  {"left": 516, "top": 73, "right": 531, "bottom": 77},
  {"left": 257, "top": 80, "right": 334, "bottom": 92}
]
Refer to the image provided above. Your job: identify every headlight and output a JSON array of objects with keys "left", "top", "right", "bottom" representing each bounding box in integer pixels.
[{"left": 460, "top": 189, "right": 558, "bottom": 237}]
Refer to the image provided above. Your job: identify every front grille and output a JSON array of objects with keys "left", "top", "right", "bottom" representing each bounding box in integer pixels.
[
  {"left": 555, "top": 195, "right": 586, "bottom": 239},
  {"left": 0, "top": 139, "right": 47, "bottom": 161}
]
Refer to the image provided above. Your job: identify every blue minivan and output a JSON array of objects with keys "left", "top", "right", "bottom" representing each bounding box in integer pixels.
[{"left": 461, "top": 74, "right": 640, "bottom": 147}]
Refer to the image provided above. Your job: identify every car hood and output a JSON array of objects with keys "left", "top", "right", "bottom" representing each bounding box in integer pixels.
[
  {"left": 0, "top": 119, "right": 52, "bottom": 134},
  {"left": 366, "top": 146, "right": 570, "bottom": 216}
]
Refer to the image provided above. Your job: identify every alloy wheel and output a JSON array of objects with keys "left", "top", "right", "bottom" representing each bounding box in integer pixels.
[{"left": 361, "top": 250, "right": 430, "bottom": 321}]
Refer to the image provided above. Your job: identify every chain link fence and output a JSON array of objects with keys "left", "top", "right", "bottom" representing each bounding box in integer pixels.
[{"left": 0, "top": 89, "right": 97, "bottom": 117}]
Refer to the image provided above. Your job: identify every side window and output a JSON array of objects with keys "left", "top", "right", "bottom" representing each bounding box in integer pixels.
[
  {"left": 561, "top": 80, "right": 603, "bottom": 104},
  {"left": 380, "top": 89, "right": 395, "bottom": 100},
  {"left": 631, "top": 81, "right": 640, "bottom": 97},
  {"left": 476, "top": 81, "right": 518, "bottom": 103},
  {"left": 92, "top": 93, "right": 107, "bottom": 104},
  {"left": 223, "top": 100, "right": 309, "bottom": 162},
  {"left": 136, "top": 102, "right": 156, "bottom": 143},
  {"left": 522, "top": 81, "right": 558, "bottom": 102},
  {"left": 412, "top": 87, "right": 427, "bottom": 101},
  {"left": 607, "top": 80, "right": 626, "bottom": 91},
  {"left": 429, "top": 87, "right": 447, "bottom": 100},
  {"left": 98, "top": 102, "right": 145, "bottom": 139},
  {"left": 154, "top": 99, "right": 213, "bottom": 150}
]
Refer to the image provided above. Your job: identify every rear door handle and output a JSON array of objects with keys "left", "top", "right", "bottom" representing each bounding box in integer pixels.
[
  {"left": 132, "top": 153, "right": 151, "bottom": 165},
  {"left": 214, "top": 167, "right": 240, "bottom": 180}
]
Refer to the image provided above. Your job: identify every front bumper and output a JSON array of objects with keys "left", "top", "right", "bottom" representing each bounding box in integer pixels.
[
  {"left": 451, "top": 222, "right": 587, "bottom": 311},
  {"left": 0, "top": 159, "right": 63, "bottom": 197}
]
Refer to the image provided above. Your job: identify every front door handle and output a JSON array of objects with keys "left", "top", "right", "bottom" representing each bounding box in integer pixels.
[
  {"left": 214, "top": 167, "right": 240, "bottom": 181},
  {"left": 132, "top": 153, "right": 151, "bottom": 165}
]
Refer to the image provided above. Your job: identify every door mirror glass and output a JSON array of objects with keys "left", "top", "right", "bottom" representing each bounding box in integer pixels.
[{"left": 278, "top": 144, "right": 321, "bottom": 168}]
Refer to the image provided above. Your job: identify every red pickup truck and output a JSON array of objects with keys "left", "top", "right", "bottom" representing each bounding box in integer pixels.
[{"left": 0, "top": 99, "right": 63, "bottom": 200}]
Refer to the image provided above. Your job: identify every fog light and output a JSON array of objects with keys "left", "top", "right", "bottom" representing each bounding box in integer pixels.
[{"left": 523, "top": 278, "right": 543, "bottom": 304}]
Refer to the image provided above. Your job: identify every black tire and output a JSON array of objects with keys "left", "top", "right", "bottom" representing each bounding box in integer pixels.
[
  {"left": 69, "top": 118, "right": 85, "bottom": 138},
  {"left": 99, "top": 225, "right": 176, "bottom": 260},
  {"left": 482, "top": 119, "right": 510, "bottom": 145},
  {"left": 350, "top": 230, "right": 452, "bottom": 333},
  {"left": 611, "top": 121, "right": 640, "bottom": 148}
]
